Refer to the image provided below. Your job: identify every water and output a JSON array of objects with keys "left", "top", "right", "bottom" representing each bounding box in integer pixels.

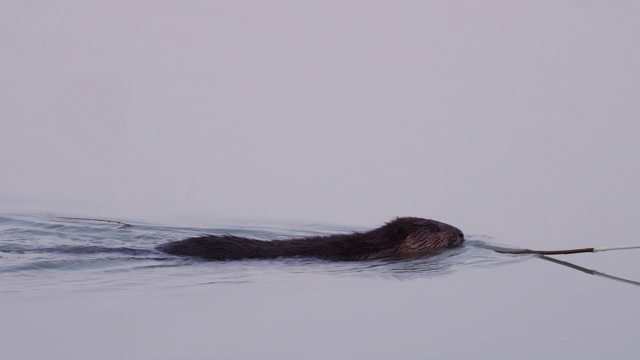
[
  {"left": 1, "top": 213, "right": 639, "bottom": 360},
  {"left": 0, "top": 214, "right": 517, "bottom": 296}
]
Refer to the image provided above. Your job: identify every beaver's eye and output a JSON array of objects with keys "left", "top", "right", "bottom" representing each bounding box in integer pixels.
[
  {"left": 394, "top": 227, "right": 408, "bottom": 239},
  {"left": 426, "top": 223, "right": 441, "bottom": 232}
]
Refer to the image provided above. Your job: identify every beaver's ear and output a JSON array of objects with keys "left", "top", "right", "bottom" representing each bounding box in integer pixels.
[{"left": 394, "top": 226, "right": 408, "bottom": 240}]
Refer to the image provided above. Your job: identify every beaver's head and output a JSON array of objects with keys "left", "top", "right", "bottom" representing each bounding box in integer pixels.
[{"left": 384, "top": 217, "right": 464, "bottom": 256}]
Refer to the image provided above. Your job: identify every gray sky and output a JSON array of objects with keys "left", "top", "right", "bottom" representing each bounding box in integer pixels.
[{"left": 1, "top": 1, "right": 639, "bottom": 247}]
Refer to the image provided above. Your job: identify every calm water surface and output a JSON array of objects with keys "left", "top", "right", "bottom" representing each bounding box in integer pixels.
[{"left": 1, "top": 214, "right": 639, "bottom": 360}]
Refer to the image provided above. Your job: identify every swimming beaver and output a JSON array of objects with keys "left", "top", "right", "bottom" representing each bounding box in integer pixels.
[{"left": 157, "top": 217, "right": 464, "bottom": 261}]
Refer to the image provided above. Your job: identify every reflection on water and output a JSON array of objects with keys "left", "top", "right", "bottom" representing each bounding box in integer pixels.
[
  {"left": 539, "top": 255, "right": 640, "bottom": 287},
  {"left": 0, "top": 214, "right": 526, "bottom": 296},
  {"left": 3, "top": 213, "right": 640, "bottom": 360}
]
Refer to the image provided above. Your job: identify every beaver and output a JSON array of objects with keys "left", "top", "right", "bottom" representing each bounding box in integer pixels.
[{"left": 157, "top": 217, "right": 464, "bottom": 261}]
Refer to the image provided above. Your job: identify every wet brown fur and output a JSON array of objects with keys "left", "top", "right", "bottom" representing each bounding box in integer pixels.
[{"left": 157, "top": 217, "right": 464, "bottom": 261}]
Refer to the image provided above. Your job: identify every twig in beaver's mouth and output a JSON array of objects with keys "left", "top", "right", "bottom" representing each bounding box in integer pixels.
[{"left": 480, "top": 243, "right": 640, "bottom": 255}]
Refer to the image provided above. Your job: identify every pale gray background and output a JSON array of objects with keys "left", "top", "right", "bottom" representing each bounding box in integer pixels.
[
  {"left": 2, "top": 1, "right": 639, "bottom": 249},
  {"left": 2, "top": 3, "right": 640, "bottom": 360}
]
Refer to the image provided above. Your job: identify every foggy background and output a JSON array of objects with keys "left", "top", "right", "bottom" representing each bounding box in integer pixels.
[{"left": 2, "top": 1, "right": 639, "bottom": 249}]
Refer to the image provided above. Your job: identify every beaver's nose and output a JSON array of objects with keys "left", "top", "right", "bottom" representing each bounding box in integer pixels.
[{"left": 445, "top": 226, "right": 464, "bottom": 242}]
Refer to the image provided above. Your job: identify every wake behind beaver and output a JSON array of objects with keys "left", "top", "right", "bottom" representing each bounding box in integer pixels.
[{"left": 156, "top": 217, "right": 464, "bottom": 261}]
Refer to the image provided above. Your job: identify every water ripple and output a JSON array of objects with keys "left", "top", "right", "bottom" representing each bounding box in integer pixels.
[{"left": 0, "top": 214, "right": 527, "bottom": 296}]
